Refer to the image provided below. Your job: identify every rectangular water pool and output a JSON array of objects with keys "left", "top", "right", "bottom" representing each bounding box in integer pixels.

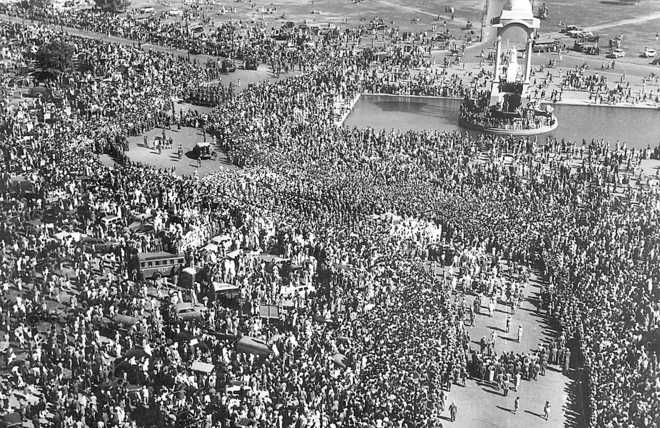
[{"left": 343, "top": 94, "right": 660, "bottom": 149}]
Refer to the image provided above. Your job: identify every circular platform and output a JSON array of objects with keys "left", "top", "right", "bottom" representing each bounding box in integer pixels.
[{"left": 459, "top": 116, "right": 559, "bottom": 136}]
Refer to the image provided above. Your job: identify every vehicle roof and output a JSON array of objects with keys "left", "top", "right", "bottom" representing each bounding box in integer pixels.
[
  {"left": 138, "top": 251, "right": 182, "bottom": 261},
  {"left": 175, "top": 303, "right": 205, "bottom": 311}
]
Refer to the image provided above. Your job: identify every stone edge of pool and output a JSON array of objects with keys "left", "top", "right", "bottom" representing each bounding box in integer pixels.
[
  {"left": 458, "top": 117, "right": 559, "bottom": 136},
  {"left": 338, "top": 93, "right": 660, "bottom": 128}
]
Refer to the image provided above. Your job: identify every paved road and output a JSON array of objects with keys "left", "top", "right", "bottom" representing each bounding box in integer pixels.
[
  {"left": 0, "top": 14, "right": 299, "bottom": 89},
  {"left": 463, "top": 42, "right": 660, "bottom": 78},
  {"left": 442, "top": 270, "right": 585, "bottom": 428}
]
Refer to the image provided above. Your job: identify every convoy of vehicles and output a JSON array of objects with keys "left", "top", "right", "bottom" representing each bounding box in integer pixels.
[{"left": 533, "top": 38, "right": 559, "bottom": 53}]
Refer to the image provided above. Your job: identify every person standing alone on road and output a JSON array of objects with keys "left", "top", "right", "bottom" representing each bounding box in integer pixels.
[
  {"left": 505, "top": 314, "right": 511, "bottom": 333},
  {"left": 517, "top": 324, "right": 523, "bottom": 342},
  {"left": 563, "top": 347, "right": 571, "bottom": 373},
  {"left": 449, "top": 402, "right": 457, "bottom": 422},
  {"left": 543, "top": 401, "right": 551, "bottom": 420},
  {"left": 513, "top": 397, "right": 520, "bottom": 414}
]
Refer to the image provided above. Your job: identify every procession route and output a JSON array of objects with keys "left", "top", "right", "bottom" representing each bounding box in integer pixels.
[
  {"left": 0, "top": 14, "right": 211, "bottom": 60},
  {"left": 0, "top": 14, "right": 296, "bottom": 89},
  {"left": 445, "top": 270, "right": 585, "bottom": 428},
  {"left": 584, "top": 11, "right": 660, "bottom": 32}
]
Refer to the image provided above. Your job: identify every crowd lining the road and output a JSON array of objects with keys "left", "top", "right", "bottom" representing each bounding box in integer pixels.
[{"left": 0, "top": 4, "right": 658, "bottom": 428}]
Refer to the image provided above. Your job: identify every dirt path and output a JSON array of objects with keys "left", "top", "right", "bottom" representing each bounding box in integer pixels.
[{"left": 584, "top": 11, "right": 660, "bottom": 32}]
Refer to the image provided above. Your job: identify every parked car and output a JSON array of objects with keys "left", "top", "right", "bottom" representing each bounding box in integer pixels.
[
  {"left": 642, "top": 47, "right": 657, "bottom": 58},
  {"left": 607, "top": 48, "right": 625, "bottom": 59},
  {"left": 174, "top": 302, "right": 207, "bottom": 321},
  {"left": 560, "top": 25, "right": 582, "bottom": 34},
  {"left": 221, "top": 59, "right": 236, "bottom": 73},
  {"left": 193, "top": 141, "right": 213, "bottom": 159},
  {"left": 244, "top": 57, "right": 258, "bottom": 70}
]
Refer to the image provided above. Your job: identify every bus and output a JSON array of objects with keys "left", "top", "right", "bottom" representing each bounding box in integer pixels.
[{"left": 137, "top": 252, "right": 185, "bottom": 279}]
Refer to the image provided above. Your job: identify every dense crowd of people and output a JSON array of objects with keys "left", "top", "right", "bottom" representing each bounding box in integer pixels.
[
  {"left": 560, "top": 66, "right": 660, "bottom": 106},
  {"left": 0, "top": 4, "right": 658, "bottom": 428},
  {"left": 458, "top": 95, "right": 557, "bottom": 131}
]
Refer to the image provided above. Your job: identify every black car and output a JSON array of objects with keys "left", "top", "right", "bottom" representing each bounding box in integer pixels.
[
  {"left": 244, "top": 57, "right": 258, "bottom": 70},
  {"left": 221, "top": 59, "right": 236, "bottom": 73}
]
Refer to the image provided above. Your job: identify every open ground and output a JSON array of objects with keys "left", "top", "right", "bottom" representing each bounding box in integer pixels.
[{"left": 123, "top": 0, "right": 660, "bottom": 65}]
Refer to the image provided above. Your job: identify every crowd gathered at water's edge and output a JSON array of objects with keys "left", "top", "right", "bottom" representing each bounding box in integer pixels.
[{"left": 0, "top": 2, "right": 658, "bottom": 428}]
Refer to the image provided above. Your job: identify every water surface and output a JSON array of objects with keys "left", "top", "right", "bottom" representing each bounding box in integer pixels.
[{"left": 344, "top": 94, "right": 660, "bottom": 148}]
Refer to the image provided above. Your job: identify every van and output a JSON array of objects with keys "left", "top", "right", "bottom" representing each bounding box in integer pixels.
[{"left": 137, "top": 252, "right": 185, "bottom": 279}]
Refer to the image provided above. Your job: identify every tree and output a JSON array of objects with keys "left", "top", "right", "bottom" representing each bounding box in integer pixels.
[{"left": 35, "top": 41, "right": 74, "bottom": 76}]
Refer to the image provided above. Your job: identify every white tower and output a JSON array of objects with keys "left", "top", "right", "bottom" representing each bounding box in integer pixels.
[{"left": 490, "top": 0, "right": 540, "bottom": 106}]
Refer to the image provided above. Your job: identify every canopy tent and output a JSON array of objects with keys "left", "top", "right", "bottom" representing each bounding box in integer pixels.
[
  {"left": 191, "top": 361, "right": 214, "bottom": 373},
  {"left": 268, "top": 334, "right": 285, "bottom": 345},
  {"left": 202, "top": 243, "right": 219, "bottom": 252},
  {"left": 331, "top": 353, "right": 347, "bottom": 368},
  {"left": 211, "top": 234, "right": 231, "bottom": 243},
  {"left": 213, "top": 282, "right": 240, "bottom": 294},
  {"left": 236, "top": 336, "right": 271, "bottom": 355},
  {"left": 226, "top": 249, "right": 241, "bottom": 259},
  {"left": 53, "top": 231, "right": 83, "bottom": 242},
  {"left": 127, "top": 221, "right": 154, "bottom": 234},
  {"left": 255, "top": 253, "right": 289, "bottom": 263},
  {"left": 112, "top": 314, "right": 139, "bottom": 327}
]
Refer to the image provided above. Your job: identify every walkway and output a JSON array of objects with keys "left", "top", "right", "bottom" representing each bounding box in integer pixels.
[{"left": 443, "top": 270, "right": 585, "bottom": 428}]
